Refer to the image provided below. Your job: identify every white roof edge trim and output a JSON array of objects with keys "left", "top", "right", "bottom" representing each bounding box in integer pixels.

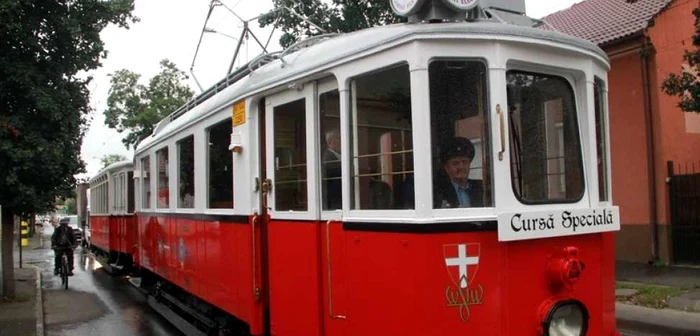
[
  {"left": 89, "top": 160, "right": 134, "bottom": 184},
  {"left": 135, "top": 23, "right": 610, "bottom": 156}
]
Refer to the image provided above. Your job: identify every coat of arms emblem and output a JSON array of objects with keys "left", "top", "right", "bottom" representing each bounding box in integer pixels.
[{"left": 443, "top": 243, "right": 484, "bottom": 322}]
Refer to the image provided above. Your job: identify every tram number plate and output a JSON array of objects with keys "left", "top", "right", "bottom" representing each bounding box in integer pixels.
[{"left": 497, "top": 207, "right": 620, "bottom": 242}]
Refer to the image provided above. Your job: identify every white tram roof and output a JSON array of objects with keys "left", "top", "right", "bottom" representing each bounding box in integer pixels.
[
  {"left": 135, "top": 21, "right": 609, "bottom": 155},
  {"left": 89, "top": 160, "right": 134, "bottom": 184}
]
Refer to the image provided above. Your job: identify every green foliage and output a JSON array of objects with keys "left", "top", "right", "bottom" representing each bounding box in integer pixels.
[
  {"left": 258, "top": 0, "right": 403, "bottom": 49},
  {"left": 104, "top": 59, "right": 195, "bottom": 149},
  {"left": 64, "top": 198, "right": 77, "bottom": 215},
  {"left": 100, "top": 153, "right": 127, "bottom": 169},
  {"left": 661, "top": 8, "right": 700, "bottom": 113},
  {"left": 0, "top": 0, "right": 137, "bottom": 216}
]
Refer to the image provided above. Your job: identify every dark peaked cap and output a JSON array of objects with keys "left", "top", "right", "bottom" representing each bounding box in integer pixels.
[{"left": 440, "top": 137, "right": 475, "bottom": 164}]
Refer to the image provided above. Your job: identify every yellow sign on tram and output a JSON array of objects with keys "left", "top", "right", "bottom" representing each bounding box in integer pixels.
[{"left": 232, "top": 100, "right": 246, "bottom": 127}]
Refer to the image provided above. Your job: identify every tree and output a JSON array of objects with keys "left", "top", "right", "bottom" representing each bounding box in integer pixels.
[
  {"left": 661, "top": 8, "right": 700, "bottom": 113},
  {"left": 65, "top": 198, "right": 77, "bottom": 215},
  {"left": 0, "top": 0, "right": 136, "bottom": 300},
  {"left": 104, "top": 59, "right": 195, "bottom": 149},
  {"left": 101, "top": 153, "right": 128, "bottom": 169},
  {"left": 258, "top": 0, "right": 402, "bottom": 49}
]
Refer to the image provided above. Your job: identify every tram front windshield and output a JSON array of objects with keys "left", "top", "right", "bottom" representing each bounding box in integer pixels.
[{"left": 429, "top": 60, "right": 493, "bottom": 209}]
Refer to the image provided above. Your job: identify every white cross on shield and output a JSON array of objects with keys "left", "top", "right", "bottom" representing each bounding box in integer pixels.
[{"left": 444, "top": 243, "right": 480, "bottom": 289}]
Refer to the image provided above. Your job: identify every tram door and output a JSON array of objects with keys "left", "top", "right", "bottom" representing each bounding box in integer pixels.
[{"left": 261, "top": 79, "right": 331, "bottom": 336}]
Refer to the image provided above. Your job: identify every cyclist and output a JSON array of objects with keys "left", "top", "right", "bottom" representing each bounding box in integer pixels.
[{"left": 51, "top": 217, "right": 76, "bottom": 276}]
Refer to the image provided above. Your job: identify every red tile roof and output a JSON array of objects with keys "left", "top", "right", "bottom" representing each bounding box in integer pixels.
[{"left": 543, "top": 0, "right": 674, "bottom": 46}]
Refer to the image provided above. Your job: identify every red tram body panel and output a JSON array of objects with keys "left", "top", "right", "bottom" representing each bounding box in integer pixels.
[
  {"left": 112, "top": 215, "right": 138, "bottom": 260},
  {"left": 136, "top": 214, "right": 264, "bottom": 334},
  {"left": 89, "top": 215, "right": 110, "bottom": 253}
]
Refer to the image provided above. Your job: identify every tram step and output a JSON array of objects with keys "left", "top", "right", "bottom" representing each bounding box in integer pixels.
[
  {"left": 127, "top": 277, "right": 149, "bottom": 297},
  {"left": 147, "top": 296, "right": 206, "bottom": 336},
  {"left": 109, "top": 264, "right": 124, "bottom": 270}
]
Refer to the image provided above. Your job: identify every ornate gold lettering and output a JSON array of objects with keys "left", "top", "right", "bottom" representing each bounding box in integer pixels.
[{"left": 445, "top": 284, "right": 484, "bottom": 322}]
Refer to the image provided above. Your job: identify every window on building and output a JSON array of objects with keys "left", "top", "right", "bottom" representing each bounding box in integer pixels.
[
  {"left": 319, "top": 89, "right": 342, "bottom": 211},
  {"left": 594, "top": 78, "right": 609, "bottom": 202},
  {"left": 350, "top": 63, "right": 414, "bottom": 210},
  {"left": 142, "top": 157, "right": 151, "bottom": 209},
  {"left": 178, "top": 136, "right": 195, "bottom": 208},
  {"left": 208, "top": 119, "right": 233, "bottom": 209},
  {"left": 274, "top": 99, "right": 308, "bottom": 211},
  {"left": 156, "top": 148, "right": 169, "bottom": 208},
  {"left": 430, "top": 60, "right": 493, "bottom": 209},
  {"left": 506, "top": 71, "right": 584, "bottom": 203}
]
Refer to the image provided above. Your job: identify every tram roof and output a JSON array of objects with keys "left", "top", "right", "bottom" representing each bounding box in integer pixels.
[
  {"left": 135, "top": 21, "right": 609, "bottom": 155},
  {"left": 90, "top": 160, "right": 133, "bottom": 184}
]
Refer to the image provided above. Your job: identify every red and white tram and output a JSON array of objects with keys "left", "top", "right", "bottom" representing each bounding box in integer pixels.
[
  {"left": 88, "top": 160, "right": 138, "bottom": 272},
  {"left": 89, "top": 1, "right": 621, "bottom": 335}
]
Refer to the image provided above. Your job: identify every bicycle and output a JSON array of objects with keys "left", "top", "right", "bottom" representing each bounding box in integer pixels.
[{"left": 53, "top": 246, "right": 72, "bottom": 290}]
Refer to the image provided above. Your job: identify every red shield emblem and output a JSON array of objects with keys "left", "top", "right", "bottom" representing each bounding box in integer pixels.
[{"left": 443, "top": 243, "right": 480, "bottom": 289}]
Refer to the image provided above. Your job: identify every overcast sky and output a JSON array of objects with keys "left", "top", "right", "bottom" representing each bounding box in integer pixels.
[{"left": 77, "top": 0, "right": 584, "bottom": 179}]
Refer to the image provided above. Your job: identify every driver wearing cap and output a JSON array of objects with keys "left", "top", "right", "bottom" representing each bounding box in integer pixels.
[{"left": 434, "top": 137, "right": 484, "bottom": 208}]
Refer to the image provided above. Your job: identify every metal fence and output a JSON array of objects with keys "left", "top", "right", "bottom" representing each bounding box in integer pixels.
[{"left": 668, "top": 161, "right": 700, "bottom": 265}]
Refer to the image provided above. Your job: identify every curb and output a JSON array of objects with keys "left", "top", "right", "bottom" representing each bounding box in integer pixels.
[
  {"left": 28, "top": 265, "right": 45, "bottom": 336},
  {"left": 616, "top": 302, "right": 700, "bottom": 336}
]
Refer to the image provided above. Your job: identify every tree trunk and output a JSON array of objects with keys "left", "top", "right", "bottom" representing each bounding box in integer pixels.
[{"left": 1, "top": 207, "right": 15, "bottom": 300}]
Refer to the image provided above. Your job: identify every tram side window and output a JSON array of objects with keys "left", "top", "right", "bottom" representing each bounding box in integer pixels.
[
  {"left": 208, "top": 119, "right": 234, "bottom": 209},
  {"left": 142, "top": 157, "right": 151, "bottom": 209},
  {"left": 119, "top": 173, "right": 126, "bottom": 212},
  {"left": 113, "top": 175, "right": 118, "bottom": 212},
  {"left": 430, "top": 60, "right": 493, "bottom": 209},
  {"left": 319, "top": 89, "right": 342, "bottom": 211},
  {"left": 128, "top": 172, "right": 135, "bottom": 213},
  {"left": 506, "top": 71, "right": 584, "bottom": 203},
  {"left": 274, "top": 99, "right": 308, "bottom": 211},
  {"left": 156, "top": 147, "right": 169, "bottom": 208},
  {"left": 178, "top": 135, "right": 195, "bottom": 208},
  {"left": 350, "top": 64, "right": 414, "bottom": 210},
  {"left": 594, "top": 78, "right": 609, "bottom": 202}
]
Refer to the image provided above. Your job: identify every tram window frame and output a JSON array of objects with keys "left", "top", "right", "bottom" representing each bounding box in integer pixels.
[
  {"left": 506, "top": 70, "right": 586, "bottom": 204},
  {"left": 347, "top": 62, "right": 415, "bottom": 212},
  {"left": 119, "top": 172, "right": 126, "bottom": 212},
  {"left": 318, "top": 83, "right": 342, "bottom": 213},
  {"left": 428, "top": 58, "right": 494, "bottom": 210},
  {"left": 141, "top": 156, "right": 152, "bottom": 209},
  {"left": 112, "top": 173, "right": 118, "bottom": 212},
  {"left": 272, "top": 98, "right": 309, "bottom": 212},
  {"left": 594, "top": 77, "right": 610, "bottom": 203},
  {"left": 177, "top": 135, "right": 196, "bottom": 209},
  {"left": 207, "top": 118, "right": 234, "bottom": 209},
  {"left": 156, "top": 147, "right": 170, "bottom": 209}
]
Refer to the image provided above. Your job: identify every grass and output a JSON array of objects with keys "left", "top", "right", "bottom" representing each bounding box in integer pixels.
[{"left": 616, "top": 281, "right": 689, "bottom": 309}]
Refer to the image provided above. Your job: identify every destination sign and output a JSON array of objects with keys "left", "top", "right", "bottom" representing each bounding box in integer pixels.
[{"left": 497, "top": 207, "right": 620, "bottom": 242}]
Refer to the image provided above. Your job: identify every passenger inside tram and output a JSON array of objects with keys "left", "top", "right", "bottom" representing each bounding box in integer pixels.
[
  {"left": 322, "top": 128, "right": 342, "bottom": 210},
  {"left": 433, "top": 137, "right": 484, "bottom": 208}
]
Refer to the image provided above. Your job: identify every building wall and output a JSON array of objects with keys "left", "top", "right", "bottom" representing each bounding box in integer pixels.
[
  {"left": 647, "top": 0, "right": 700, "bottom": 261},
  {"left": 607, "top": 48, "right": 655, "bottom": 262}
]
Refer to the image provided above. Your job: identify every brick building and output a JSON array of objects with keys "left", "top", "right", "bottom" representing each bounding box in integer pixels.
[{"left": 544, "top": 0, "right": 700, "bottom": 264}]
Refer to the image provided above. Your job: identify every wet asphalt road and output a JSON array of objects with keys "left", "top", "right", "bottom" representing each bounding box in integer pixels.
[{"left": 21, "top": 226, "right": 183, "bottom": 336}]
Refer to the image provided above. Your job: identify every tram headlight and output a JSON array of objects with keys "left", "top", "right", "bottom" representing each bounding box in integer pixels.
[{"left": 542, "top": 300, "right": 589, "bottom": 336}]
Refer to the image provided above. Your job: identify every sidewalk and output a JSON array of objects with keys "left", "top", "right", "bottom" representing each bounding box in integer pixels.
[
  {"left": 616, "top": 261, "right": 700, "bottom": 335},
  {"left": 0, "top": 231, "right": 45, "bottom": 336},
  {"left": 0, "top": 266, "right": 43, "bottom": 336}
]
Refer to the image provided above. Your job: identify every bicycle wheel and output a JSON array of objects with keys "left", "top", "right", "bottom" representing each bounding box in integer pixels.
[{"left": 61, "top": 256, "right": 69, "bottom": 290}]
